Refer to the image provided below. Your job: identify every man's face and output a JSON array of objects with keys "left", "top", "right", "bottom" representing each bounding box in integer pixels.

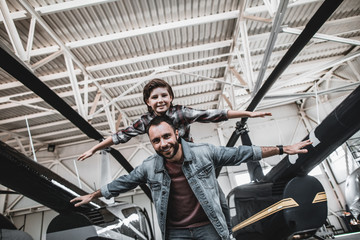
[
  {"left": 146, "top": 87, "right": 173, "bottom": 116},
  {"left": 148, "top": 122, "right": 180, "bottom": 160}
]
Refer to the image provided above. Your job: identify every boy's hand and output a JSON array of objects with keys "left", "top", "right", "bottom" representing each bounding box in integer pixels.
[
  {"left": 78, "top": 150, "right": 94, "bottom": 161},
  {"left": 249, "top": 112, "right": 272, "bottom": 118}
]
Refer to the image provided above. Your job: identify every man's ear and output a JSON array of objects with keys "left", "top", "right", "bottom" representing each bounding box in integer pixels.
[{"left": 175, "top": 129, "right": 181, "bottom": 142}]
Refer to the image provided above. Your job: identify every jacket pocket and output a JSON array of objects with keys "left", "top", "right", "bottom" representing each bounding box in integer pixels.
[
  {"left": 196, "top": 164, "right": 215, "bottom": 189},
  {"left": 148, "top": 180, "right": 162, "bottom": 201}
]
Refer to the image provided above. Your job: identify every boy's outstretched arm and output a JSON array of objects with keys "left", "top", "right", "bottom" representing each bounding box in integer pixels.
[
  {"left": 77, "top": 117, "right": 148, "bottom": 161},
  {"left": 227, "top": 110, "right": 272, "bottom": 119},
  {"left": 70, "top": 189, "right": 102, "bottom": 207},
  {"left": 77, "top": 136, "right": 113, "bottom": 161}
]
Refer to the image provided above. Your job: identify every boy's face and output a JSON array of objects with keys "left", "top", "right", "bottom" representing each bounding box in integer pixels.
[{"left": 146, "top": 87, "right": 173, "bottom": 116}]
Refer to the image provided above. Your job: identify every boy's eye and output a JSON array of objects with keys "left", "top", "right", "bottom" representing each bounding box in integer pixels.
[{"left": 162, "top": 94, "right": 168, "bottom": 98}]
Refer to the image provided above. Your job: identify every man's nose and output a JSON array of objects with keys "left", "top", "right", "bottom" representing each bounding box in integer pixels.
[{"left": 160, "top": 138, "right": 167, "bottom": 147}]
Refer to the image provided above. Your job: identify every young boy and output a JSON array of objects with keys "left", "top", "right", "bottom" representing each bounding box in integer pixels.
[
  {"left": 78, "top": 78, "right": 271, "bottom": 160},
  {"left": 77, "top": 78, "right": 271, "bottom": 236}
]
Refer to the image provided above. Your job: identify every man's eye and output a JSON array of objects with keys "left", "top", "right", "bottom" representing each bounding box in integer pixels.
[{"left": 152, "top": 139, "right": 160, "bottom": 144}]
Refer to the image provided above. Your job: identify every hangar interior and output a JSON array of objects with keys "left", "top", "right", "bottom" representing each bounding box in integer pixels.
[{"left": 0, "top": 0, "right": 360, "bottom": 239}]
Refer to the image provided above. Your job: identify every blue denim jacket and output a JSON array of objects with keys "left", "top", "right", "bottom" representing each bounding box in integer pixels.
[{"left": 101, "top": 139, "right": 262, "bottom": 240}]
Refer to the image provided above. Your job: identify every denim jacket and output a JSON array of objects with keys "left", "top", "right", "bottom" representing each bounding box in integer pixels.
[{"left": 101, "top": 139, "right": 262, "bottom": 240}]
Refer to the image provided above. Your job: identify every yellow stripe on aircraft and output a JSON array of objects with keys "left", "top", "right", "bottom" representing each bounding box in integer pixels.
[
  {"left": 232, "top": 198, "right": 299, "bottom": 232},
  {"left": 232, "top": 191, "right": 327, "bottom": 233},
  {"left": 312, "top": 191, "right": 327, "bottom": 203}
]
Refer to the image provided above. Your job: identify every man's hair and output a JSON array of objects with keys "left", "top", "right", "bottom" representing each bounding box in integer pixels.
[
  {"left": 143, "top": 78, "right": 174, "bottom": 112},
  {"left": 146, "top": 115, "right": 176, "bottom": 135}
]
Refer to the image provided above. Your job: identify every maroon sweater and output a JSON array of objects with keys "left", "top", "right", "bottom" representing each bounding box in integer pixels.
[{"left": 165, "top": 160, "right": 210, "bottom": 228}]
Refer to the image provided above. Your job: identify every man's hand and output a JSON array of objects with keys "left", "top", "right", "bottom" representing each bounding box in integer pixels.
[
  {"left": 249, "top": 112, "right": 272, "bottom": 118},
  {"left": 70, "top": 190, "right": 102, "bottom": 207},
  {"left": 70, "top": 194, "right": 93, "bottom": 207},
  {"left": 77, "top": 149, "right": 95, "bottom": 161},
  {"left": 261, "top": 139, "right": 312, "bottom": 158},
  {"left": 284, "top": 139, "right": 312, "bottom": 155}
]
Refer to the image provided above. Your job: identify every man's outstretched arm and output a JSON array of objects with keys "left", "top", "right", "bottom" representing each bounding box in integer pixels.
[
  {"left": 261, "top": 139, "right": 312, "bottom": 158},
  {"left": 70, "top": 189, "right": 102, "bottom": 207}
]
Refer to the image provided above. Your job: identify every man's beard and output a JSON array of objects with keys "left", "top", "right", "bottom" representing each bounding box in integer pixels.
[{"left": 156, "top": 138, "right": 180, "bottom": 159}]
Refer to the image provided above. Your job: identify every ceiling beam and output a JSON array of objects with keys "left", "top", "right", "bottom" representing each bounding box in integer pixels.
[
  {"left": 89, "top": 67, "right": 226, "bottom": 119},
  {"left": 0, "top": 55, "right": 342, "bottom": 112},
  {"left": 264, "top": 82, "right": 360, "bottom": 99},
  {"left": 17, "top": 0, "right": 129, "bottom": 122},
  {"left": 3, "top": 2, "right": 357, "bottom": 61},
  {"left": 218, "top": 0, "right": 246, "bottom": 110},
  {"left": 0, "top": 85, "right": 97, "bottom": 110},
  {"left": 0, "top": 0, "right": 320, "bottom": 22},
  {"left": 273, "top": 50, "right": 360, "bottom": 91},
  {"left": 0, "top": 0, "right": 26, "bottom": 60},
  {"left": 88, "top": 53, "right": 233, "bottom": 84},
  {"left": 64, "top": 54, "right": 86, "bottom": 118},
  {"left": 282, "top": 27, "right": 360, "bottom": 46},
  {"left": 0, "top": 80, "right": 221, "bottom": 125},
  {"left": 86, "top": 40, "right": 232, "bottom": 72},
  {"left": 0, "top": 117, "right": 108, "bottom": 138},
  {"left": 1, "top": 69, "right": 81, "bottom": 91},
  {"left": 253, "top": 0, "right": 289, "bottom": 95},
  {"left": 67, "top": 11, "right": 239, "bottom": 49}
]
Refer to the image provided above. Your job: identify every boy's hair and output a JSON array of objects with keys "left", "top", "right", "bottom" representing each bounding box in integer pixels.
[
  {"left": 143, "top": 78, "right": 174, "bottom": 112},
  {"left": 146, "top": 115, "right": 176, "bottom": 135}
]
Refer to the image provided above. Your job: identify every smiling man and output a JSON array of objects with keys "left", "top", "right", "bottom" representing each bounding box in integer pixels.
[{"left": 71, "top": 116, "right": 312, "bottom": 240}]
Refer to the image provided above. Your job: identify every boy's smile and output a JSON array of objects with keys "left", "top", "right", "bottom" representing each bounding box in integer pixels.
[{"left": 146, "top": 87, "right": 173, "bottom": 116}]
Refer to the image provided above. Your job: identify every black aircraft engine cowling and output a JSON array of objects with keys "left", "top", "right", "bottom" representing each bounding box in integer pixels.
[
  {"left": 228, "top": 175, "right": 327, "bottom": 240},
  {"left": 47, "top": 212, "right": 100, "bottom": 240}
]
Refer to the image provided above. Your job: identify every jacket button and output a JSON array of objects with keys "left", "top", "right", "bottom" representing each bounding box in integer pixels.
[{"left": 162, "top": 191, "right": 166, "bottom": 195}]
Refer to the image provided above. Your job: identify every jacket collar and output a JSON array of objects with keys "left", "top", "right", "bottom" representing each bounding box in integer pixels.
[{"left": 180, "top": 138, "right": 195, "bottom": 163}]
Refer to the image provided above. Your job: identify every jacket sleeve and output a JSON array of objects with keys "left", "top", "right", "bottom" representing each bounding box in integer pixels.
[
  {"left": 210, "top": 144, "right": 262, "bottom": 168},
  {"left": 183, "top": 106, "right": 228, "bottom": 124},
  {"left": 101, "top": 163, "right": 147, "bottom": 199},
  {"left": 112, "top": 116, "right": 148, "bottom": 144}
]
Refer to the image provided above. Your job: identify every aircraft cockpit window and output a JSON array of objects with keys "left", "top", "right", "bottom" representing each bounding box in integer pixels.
[
  {"left": 228, "top": 194, "right": 237, "bottom": 228},
  {"left": 120, "top": 207, "right": 151, "bottom": 240},
  {"left": 328, "top": 146, "right": 349, "bottom": 184}
]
